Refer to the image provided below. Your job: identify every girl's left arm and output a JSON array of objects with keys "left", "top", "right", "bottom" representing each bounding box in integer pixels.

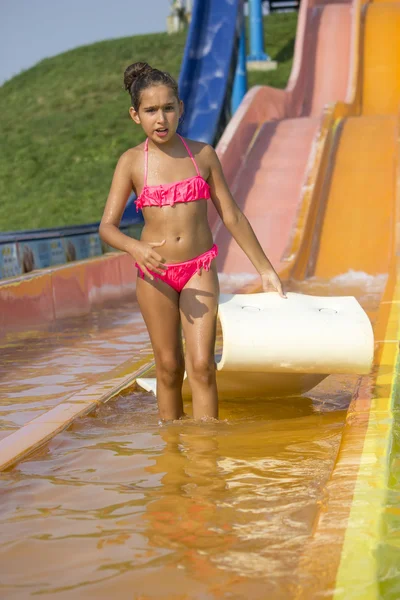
[{"left": 205, "top": 145, "right": 286, "bottom": 298}]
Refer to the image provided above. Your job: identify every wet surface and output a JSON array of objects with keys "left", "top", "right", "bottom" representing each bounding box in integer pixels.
[
  {"left": 0, "top": 301, "right": 150, "bottom": 434},
  {"left": 0, "top": 272, "right": 388, "bottom": 599},
  {"left": 378, "top": 406, "right": 400, "bottom": 600},
  {"left": 0, "top": 381, "right": 356, "bottom": 600}
]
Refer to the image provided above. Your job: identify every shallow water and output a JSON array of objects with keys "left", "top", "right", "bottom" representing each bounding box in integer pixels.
[
  {"left": 0, "top": 300, "right": 149, "bottom": 436},
  {"left": 0, "top": 272, "right": 388, "bottom": 599},
  {"left": 0, "top": 382, "right": 356, "bottom": 599}
]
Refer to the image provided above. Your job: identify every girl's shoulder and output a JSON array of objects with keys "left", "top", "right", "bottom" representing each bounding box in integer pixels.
[
  {"left": 116, "top": 142, "right": 146, "bottom": 172},
  {"left": 120, "top": 140, "right": 146, "bottom": 161},
  {"left": 114, "top": 143, "right": 146, "bottom": 189},
  {"left": 181, "top": 137, "right": 210, "bottom": 152},
  {"left": 181, "top": 137, "right": 215, "bottom": 162}
]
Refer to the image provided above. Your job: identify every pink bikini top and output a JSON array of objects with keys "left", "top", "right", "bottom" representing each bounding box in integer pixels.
[{"left": 135, "top": 134, "right": 211, "bottom": 211}]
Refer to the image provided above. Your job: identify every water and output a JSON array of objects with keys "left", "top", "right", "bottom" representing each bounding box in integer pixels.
[
  {"left": 0, "top": 271, "right": 388, "bottom": 599},
  {"left": 0, "top": 300, "right": 150, "bottom": 436},
  {"left": 0, "top": 384, "right": 355, "bottom": 599}
]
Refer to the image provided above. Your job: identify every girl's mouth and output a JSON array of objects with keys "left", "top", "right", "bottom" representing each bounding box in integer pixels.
[{"left": 155, "top": 128, "right": 169, "bottom": 138}]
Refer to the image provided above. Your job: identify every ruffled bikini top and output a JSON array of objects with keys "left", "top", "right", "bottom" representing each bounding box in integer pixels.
[{"left": 135, "top": 134, "right": 211, "bottom": 211}]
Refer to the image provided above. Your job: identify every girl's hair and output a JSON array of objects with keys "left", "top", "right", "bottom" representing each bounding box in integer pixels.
[{"left": 123, "top": 62, "right": 179, "bottom": 110}]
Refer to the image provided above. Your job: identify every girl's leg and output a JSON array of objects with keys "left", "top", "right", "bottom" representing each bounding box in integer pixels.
[
  {"left": 136, "top": 276, "right": 185, "bottom": 421},
  {"left": 179, "top": 262, "right": 220, "bottom": 420}
]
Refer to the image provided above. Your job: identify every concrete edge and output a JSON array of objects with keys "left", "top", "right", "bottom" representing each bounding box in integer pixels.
[{"left": 0, "top": 359, "right": 154, "bottom": 472}]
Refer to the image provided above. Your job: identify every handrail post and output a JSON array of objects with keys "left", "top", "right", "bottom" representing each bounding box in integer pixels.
[
  {"left": 247, "top": 0, "right": 270, "bottom": 61},
  {"left": 231, "top": 22, "right": 248, "bottom": 114}
]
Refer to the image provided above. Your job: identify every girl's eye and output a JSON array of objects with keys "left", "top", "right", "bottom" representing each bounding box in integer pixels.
[{"left": 165, "top": 106, "right": 174, "bottom": 111}]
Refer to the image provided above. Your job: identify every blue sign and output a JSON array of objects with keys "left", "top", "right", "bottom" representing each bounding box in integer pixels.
[
  {"left": 0, "top": 243, "right": 22, "bottom": 279},
  {"left": 49, "top": 238, "right": 67, "bottom": 266},
  {"left": 63, "top": 233, "right": 103, "bottom": 262},
  {"left": 17, "top": 238, "right": 67, "bottom": 273},
  {"left": 18, "top": 240, "right": 51, "bottom": 272}
]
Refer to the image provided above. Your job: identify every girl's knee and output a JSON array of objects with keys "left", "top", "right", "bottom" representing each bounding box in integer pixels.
[
  {"left": 156, "top": 354, "right": 185, "bottom": 387},
  {"left": 188, "top": 356, "right": 215, "bottom": 385}
]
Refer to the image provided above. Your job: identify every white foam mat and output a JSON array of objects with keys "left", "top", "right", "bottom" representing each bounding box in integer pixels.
[{"left": 136, "top": 292, "right": 374, "bottom": 399}]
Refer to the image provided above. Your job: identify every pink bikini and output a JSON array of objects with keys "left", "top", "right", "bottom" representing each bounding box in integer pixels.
[
  {"left": 135, "top": 135, "right": 211, "bottom": 212},
  {"left": 135, "top": 135, "right": 218, "bottom": 293}
]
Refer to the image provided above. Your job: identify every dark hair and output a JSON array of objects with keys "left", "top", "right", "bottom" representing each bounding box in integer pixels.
[{"left": 123, "top": 62, "right": 179, "bottom": 110}]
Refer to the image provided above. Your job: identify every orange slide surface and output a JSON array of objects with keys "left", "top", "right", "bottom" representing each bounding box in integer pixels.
[{"left": 1, "top": 0, "right": 400, "bottom": 596}]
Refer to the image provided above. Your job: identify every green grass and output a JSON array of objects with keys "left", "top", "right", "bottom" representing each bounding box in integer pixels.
[
  {"left": 248, "top": 12, "right": 298, "bottom": 89},
  {"left": 0, "top": 13, "right": 297, "bottom": 231}
]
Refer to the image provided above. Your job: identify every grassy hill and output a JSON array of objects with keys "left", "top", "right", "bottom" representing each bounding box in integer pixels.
[{"left": 0, "top": 13, "right": 297, "bottom": 231}]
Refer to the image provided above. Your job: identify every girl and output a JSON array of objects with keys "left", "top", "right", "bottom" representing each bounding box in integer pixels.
[{"left": 99, "top": 62, "right": 285, "bottom": 423}]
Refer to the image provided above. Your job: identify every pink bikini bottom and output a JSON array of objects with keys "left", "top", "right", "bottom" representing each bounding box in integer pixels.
[{"left": 136, "top": 244, "right": 218, "bottom": 293}]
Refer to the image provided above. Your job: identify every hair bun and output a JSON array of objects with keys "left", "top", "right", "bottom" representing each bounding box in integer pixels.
[{"left": 124, "top": 62, "right": 153, "bottom": 92}]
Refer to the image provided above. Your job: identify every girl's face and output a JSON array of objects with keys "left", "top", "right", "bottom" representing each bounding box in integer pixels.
[{"left": 130, "top": 84, "right": 183, "bottom": 144}]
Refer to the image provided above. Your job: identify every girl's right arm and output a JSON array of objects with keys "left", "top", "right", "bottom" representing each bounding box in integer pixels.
[{"left": 99, "top": 152, "right": 167, "bottom": 279}]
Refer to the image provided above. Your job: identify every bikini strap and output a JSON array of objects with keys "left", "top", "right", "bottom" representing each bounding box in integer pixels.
[
  {"left": 143, "top": 138, "right": 149, "bottom": 185},
  {"left": 178, "top": 134, "right": 201, "bottom": 177}
]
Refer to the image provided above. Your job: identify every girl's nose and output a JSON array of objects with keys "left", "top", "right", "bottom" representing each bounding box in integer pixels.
[{"left": 157, "top": 110, "right": 166, "bottom": 122}]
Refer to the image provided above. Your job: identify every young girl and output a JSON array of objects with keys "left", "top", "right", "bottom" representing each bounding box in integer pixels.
[{"left": 99, "top": 62, "right": 286, "bottom": 423}]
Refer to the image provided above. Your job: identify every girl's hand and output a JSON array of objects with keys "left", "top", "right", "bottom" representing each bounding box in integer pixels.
[
  {"left": 260, "top": 269, "right": 287, "bottom": 298},
  {"left": 131, "top": 239, "right": 167, "bottom": 280}
]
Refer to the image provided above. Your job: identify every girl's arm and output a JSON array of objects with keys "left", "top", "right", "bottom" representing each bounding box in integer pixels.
[
  {"left": 205, "top": 145, "right": 286, "bottom": 298},
  {"left": 99, "top": 152, "right": 167, "bottom": 279}
]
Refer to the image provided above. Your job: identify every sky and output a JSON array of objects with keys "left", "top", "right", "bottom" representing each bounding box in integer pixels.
[{"left": 0, "top": 0, "right": 172, "bottom": 86}]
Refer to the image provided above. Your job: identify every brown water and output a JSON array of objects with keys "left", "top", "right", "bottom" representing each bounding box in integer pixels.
[
  {"left": 0, "top": 301, "right": 150, "bottom": 438},
  {"left": 0, "top": 272, "right": 386, "bottom": 599}
]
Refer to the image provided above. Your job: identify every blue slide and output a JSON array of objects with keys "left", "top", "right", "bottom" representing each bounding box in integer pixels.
[{"left": 178, "top": 0, "right": 244, "bottom": 144}]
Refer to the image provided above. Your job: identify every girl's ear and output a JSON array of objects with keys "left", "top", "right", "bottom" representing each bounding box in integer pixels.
[
  {"left": 129, "top": 106, "right": 141, "bottom": 125},
  {"left": 179, "top": 100, "right": 184, "bottom": 119}
]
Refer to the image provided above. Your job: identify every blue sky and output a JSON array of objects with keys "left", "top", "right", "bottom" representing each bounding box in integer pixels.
[{"left": 1, "top": 0, "right": 171, "bottom": 85}]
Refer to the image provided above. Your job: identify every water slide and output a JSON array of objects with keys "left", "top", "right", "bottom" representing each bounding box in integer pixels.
[
  {"left": 213, "top": 0, "right": 400, "bottom": 593},
  {"left": 1, "top": 0, "right": 400, "bottom": 595},
  {"left": 177, "top": 0, "right": 244, "bottom": 143},
  {"left": 214, "top": 0, "right": 399, "bottom": 593}
]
